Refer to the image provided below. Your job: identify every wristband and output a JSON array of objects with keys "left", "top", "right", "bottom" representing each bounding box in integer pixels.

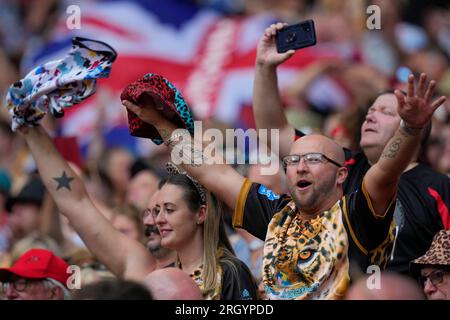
[
  {"left": 164, "top": 130, "right": 190, "bottom": 147},
  {"left": 400, "top": 120, "right": 422, "bottom": 135}
]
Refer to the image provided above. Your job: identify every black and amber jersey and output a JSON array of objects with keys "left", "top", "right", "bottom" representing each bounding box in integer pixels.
[
  {"left": 232, "top": 179, "right": 396, "bottom": 300},
  {"left": 342, "top": 152, "right": 450, "bottom": 275},
  {"left": 295, "top": 129, "right": 450, "bottom": 276},
  {"left": 220, "top": 259, "right": 258, "bottom": 300},
  {"left": 389, "top": 163, "right": 450, "bottom": 274},
  {"left": 188, "top": 254, "right": 258, "bottom": 300}
]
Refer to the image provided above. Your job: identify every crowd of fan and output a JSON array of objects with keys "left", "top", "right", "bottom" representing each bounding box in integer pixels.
[{"left": 0, "top": 0, "right": 449, "bottom": 300}]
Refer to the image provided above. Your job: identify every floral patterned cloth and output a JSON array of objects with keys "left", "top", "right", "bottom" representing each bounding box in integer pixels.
[{"left": 5, "top": 37, "right": 116, "bottom": 131}]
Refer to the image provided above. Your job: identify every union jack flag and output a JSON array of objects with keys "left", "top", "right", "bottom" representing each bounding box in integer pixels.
[{"left": 22, "top": 0, "right": 339, "bottom": 156}]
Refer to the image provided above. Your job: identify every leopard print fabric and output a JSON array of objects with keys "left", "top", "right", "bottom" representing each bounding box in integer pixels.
[
  {"left": 262, "top": 200, "right": 350, "bottom": 300},
  {"left": 369, "top": 219, "right": 397, "bottom": 269},
  {"left": 189, "top": 264, "right": 223, "bottom": 300},
  {"left": 411, "top": 230, "right": 450, "bottom": 273},
  {"left": 120, "top": 73, "right": 194, "bottom": 144}
]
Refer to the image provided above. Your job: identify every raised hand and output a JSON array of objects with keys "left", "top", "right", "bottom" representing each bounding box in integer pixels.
[
  {"left": 394, "top": 73, "right": 447, "bottom": 129},
  {"left": 256, "top": 22, "right": 295, "bottom": 67},
  {"left": 122, "top": 96, "right": 167, "bottom": 126}
]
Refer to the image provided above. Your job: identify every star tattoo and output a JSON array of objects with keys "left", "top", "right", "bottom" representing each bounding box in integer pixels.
[{"left": 53, "top": 171, "right": 75, "bottom": 191}]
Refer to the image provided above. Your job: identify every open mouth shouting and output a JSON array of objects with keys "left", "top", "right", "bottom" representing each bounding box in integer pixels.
[{"left": 296, "top": 179, "right": 313, "bottom": 191}]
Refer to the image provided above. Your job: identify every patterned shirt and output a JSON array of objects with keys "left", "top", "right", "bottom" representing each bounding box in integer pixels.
[
  {"left": 296, "top": 129, "right": 450, "bottom": 275},
  {"left": 233, "top": 178, "right": 396, "bottom": 300},
  {"left": 186, "top": 251, "right": 258, "bottom": 300}
]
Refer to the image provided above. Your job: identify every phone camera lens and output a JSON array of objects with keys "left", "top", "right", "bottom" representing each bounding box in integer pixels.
[{"left": 302, "top": 25, "right": 310, "bottom": 32}]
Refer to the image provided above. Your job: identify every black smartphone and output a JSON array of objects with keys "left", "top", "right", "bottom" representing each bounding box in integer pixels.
[{"left": 276, "top": 20, "right": 317, "bottom": 53}]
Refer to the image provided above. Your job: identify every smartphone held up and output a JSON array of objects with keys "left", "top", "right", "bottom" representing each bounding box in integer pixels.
[{"left": 276, "top": 20, "right": 317, "bottom": 53}]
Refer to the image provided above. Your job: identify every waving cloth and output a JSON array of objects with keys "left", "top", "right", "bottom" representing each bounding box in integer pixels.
[
  {"left": 120, "top": 73, "right": 195, "bottom": 145},
  {"left": 5, "top": 37, "right": 117, "bottom": 131}
]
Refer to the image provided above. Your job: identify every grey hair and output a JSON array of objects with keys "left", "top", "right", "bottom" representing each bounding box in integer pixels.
[{"left": 44, "top": 278, "right": 72, "bottom": 300}]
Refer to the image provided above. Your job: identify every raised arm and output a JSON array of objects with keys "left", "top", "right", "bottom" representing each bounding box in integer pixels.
[
  {"left": 122, "top": 100, "right": 245, "bottom": 211},
  {"left": 365, "top": 73, "right": 447, "bottom": 215},
  {"left": 253, "top": 23, "right": 296, "bottom": 158},
  {"left": 21, "top": 126, "right": 154, "bottom": 281}
]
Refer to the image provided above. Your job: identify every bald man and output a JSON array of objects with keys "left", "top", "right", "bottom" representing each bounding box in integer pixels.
[
  {"left": 122, "top": 68, "right": 435, "bottom": 299},
  {"left": 143, "top": 268, "right": 202, "bottom": 300},
  {"left": 345, "top": 272, "right": 425, "bottom": 300},
  {"left": 253, "top": 24, "right": 449, "bottom": 278}
]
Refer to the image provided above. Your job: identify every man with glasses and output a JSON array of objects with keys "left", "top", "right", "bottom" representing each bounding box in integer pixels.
[
  {"left": 252, "top": 22, "right": 450, "bottom": 277},
  {"left": 121, "top": 58, "right": 439, "bottom": 299},
  {"left": 0, "top": 249, "right": 71, "bottom": 300},
  {"left": 410, "top": 230, "right": 450, "bottom": 300},
  {"left": 142, "top": 189, "right": 177, "bottom": 269}
]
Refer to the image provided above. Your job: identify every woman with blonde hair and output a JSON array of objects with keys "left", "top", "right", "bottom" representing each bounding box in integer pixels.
[
  {"left": 17, "top": 121, "right": 257, "bottom": 299},
  {"left": 153, "top": 164, "right": 258, "bottom": 300}
]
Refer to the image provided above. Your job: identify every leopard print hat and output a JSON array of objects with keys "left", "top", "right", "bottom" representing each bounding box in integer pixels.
[
  {"left": 410, "top": 230, "right": 450, "bottom": 277},
  {"left": 120, "top": 73, "right": 194, "bottom": 145}
]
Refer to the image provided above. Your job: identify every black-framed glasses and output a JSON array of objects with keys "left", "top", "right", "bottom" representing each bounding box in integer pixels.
[
  {"left": 419, "top": 270, "right": 448, "bottom": 288},
  {"left": 282, "top": 153, "right": 343, "bottom": 168},
  {"left": 1, "top": 278, "right": 42, "bottom": 292}
]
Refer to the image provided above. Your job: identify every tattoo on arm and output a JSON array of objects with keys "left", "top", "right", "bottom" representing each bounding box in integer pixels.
[
  {"left": 171, "top": 140, "right": 208, "bottom": 167},
  {"left": 53, "top": 171, "right": 75, "bottom": 191},
  {"left": 381, "top": 137, "right": 403, "bottom": 159},
  {"left": 381, "top": 128, "right": 410, "bottom": 159},
  {"left": 159, "top": 128, "right": 171, "bottom": 140}
]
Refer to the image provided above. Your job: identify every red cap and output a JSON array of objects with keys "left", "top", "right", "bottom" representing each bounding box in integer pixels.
[{"left": 0, "top": 249, "right": 70, "bottom": 288}]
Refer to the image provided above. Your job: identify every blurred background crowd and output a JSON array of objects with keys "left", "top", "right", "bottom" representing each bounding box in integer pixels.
[{"left": 0, "top": 0, "right": 449, "bottom": 299}]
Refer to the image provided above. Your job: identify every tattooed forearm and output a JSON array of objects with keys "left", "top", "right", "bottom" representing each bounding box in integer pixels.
[
  {"left": 53, "top": 171, "right": 75, "bottom": 191},
  {"left": 175, "top": 140, "right": 206, "bottom": 167},
  {"left": 381, "top": 137, "right": 403, "bottom": 159},
  {"left": 159, "top": 128, "right": 171, "bottom": 140}
]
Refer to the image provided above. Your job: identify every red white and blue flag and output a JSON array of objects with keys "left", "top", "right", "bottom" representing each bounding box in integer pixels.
[{"left": 22, "top": 0, "right": 338, "bottom": 155}]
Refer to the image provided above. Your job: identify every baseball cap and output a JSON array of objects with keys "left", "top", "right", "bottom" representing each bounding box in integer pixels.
[{"left": 0, "top": 249, "right": 70, "bottom": 287}]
